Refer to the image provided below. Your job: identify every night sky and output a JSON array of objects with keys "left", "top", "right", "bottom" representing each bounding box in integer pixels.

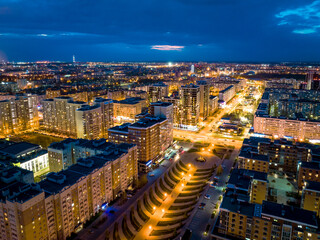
[{"left": 0, "top": 0, "right": 319, "bottom": 62}]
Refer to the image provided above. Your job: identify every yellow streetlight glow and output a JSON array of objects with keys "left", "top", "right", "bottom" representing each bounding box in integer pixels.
[
  {"left": 164, "top": 193, "right": 167, "bottom": 197},
  {"left": 153, "top": 206, "right": 156, "bottom": 210},
  {"left": 162, "top": 209, "right": 165, "bottom": 213},
  {"left": 189, "top": 174, "right": 191, "bottom": 177},
  {"left": 188, "top": 164, "right": 191, "bottom": 167},
  {"left": 182, "top": 183, "right": 184, "bottom": 187},
  {"left": 181, "top": 172, "right": 184, "bottom": 176}
]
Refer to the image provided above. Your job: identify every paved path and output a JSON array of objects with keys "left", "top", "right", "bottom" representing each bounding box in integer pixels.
[{"left": 133, "top": 166, "right": 195, "bottom": 239}]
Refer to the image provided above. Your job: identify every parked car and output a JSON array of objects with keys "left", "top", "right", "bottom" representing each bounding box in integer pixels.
[
  {"left": 198, "top": 202, "right": 206, "bottom": 209},
  {"left": 204, "top": 194, "right": 211, "bottom": 200}
]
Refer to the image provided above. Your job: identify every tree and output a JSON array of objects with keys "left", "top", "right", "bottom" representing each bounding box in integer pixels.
[
  {"left": 216, "top": 165, "right": 223, "bottom": 176},
  {"left": 121, "top": 191, "right": 127, "bottom": 204}
]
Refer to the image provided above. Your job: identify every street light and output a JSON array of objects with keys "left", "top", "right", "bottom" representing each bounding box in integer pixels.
[
  {"left": 162, "top": 209, "right": 165, "bottom": 213},
  {"left": 149, "top": 225, "right": 152, "bottom": 230}
]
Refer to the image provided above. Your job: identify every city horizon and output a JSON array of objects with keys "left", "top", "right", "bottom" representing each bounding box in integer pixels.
[{"left": 2, "top": 60, "right": 320, "bottom": 64}]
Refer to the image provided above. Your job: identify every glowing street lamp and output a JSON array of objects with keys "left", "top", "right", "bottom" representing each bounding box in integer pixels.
[
  {"left": 149, "top": 225, "right": 152, "bottom": 230},
  {"left": 162, "top": 209, "right": 165, "bottom": 213}
]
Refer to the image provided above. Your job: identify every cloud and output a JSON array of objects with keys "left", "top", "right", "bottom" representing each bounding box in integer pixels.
[
  {"left": 0, "top": 31, "right": 100, "bottom": 39},
  {"left": 293, "top": 28, "right": 317, "bottom": 34},
  {"left": 276, "top": 0, "right": 320, "bottom": 34},
  {"left": 151, "top": 45, "right": 185, "bottom": 51}
]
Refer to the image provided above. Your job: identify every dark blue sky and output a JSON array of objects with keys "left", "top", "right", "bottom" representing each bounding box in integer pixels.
[{"left": 0, "top": 0, "right": 319, "bottom": 62}]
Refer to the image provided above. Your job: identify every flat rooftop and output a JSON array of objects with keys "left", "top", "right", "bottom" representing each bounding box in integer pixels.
[
  {"left": 262, "top": 201, "right": 318, "bottom": 228},
  {"left": 220, "top": 193, "right": 256, "bottom": 217},
  {"left": 239, "top": 149, "right": 269, "bottom": 162},
  {"left": 0, "top": 142, "right": 40, "bottom": 158},
  {"left": 130, "top": 116, "right": 166, "bottom": 128}
]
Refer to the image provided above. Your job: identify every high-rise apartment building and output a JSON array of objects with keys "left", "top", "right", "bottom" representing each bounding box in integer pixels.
[
  {"left": 45, "top": 88, "right": 61, "bottom": 99},
  {"left": 163, "top": 96, "right": 181, "bottom": 128},
  {"left": 43, "top": 97, "right": 113, "bottom": 139},
  {"left": 149, "top": 102, "right": 174, "bottom": 150},
  {"left": 0, "top": 95, "right": 39, "bottom": 136},
  {"left": 196, "top": 80, "right": 210, "bottom": 120},
  {"left": 209, "top": 95, "right": 218, "bottom": 115},
  {"left": 108, "top": 115, "right": 169, "bottom": 172},
  {"left": 254, "top": 88, "right": 320, "bottom": 140},
  {"left": 148, "top": 82, "right": 169, "bottom": 103},
  {"left": 179, "top": 84, "right": 200, "bottom": 129},
  {"left": 113, "top": 97, "right": 147, "bottom": 124},
  {"left": 42, "top": 97, "right": 85, "bottom": 137},
  {"left": 218, "top": 85, "right": 235, "bottom": 103},
  {"left": 94, "top": 97, "right": 114, "bottom": 138},
  {"left": 75, "top": 105, "right": 103, "bottom": 140}
]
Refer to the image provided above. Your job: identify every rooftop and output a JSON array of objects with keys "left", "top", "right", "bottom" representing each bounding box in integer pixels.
[
  {"left": 220, "top": 85, "right": 234, "bottom": 93},
  {"left": 300, "top": 161, "right": 320, "bottom": 170},
  {"left": 77, "top": 104, "right": 101, "bottom": 111},
  {"left": 228, "top": 168, "right": 268, "bottom": 192},
  {"left": 114, "top": 97, "right": 145, "bottom": 105},
  {"left": 239, "top": 149, "right": 269, "bottom": 162},
  {"left": 242, "top": 137, "right": 271, "bottom": 148},
  {"left": 304, "top": 181, "right": 320, "bottom": 192},
  {"left": 0, "top": 142, "right": 40, "bottom": 158},
  {"left": 220, "top": 193, "right": 256, "bottom": 217},
  {"left": 130, "top": 116, "right": 166, "bottom": 129},
  {"left": 262, "top": 201, "right": 318, "bottom": 228},
  {"left": 108, "top": 123, "right": 131, "bottom": 133},
  {"left": 150, "top": 101, "right": 172, "bottom": 107}
]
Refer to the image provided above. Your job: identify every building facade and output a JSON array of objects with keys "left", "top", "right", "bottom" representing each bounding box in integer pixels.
[{"left": 179, "top": 84, "right": 200, "bottom": 129}]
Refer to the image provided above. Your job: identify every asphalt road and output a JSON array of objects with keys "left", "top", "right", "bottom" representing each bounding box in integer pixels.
[{"left": 187, "top": 149, "right": 239, "bottom": 240}]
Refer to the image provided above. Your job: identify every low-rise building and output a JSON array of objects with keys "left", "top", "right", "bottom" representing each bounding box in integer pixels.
[
  {"left": 298, "top": 161, "right": 320, "bottom": 189},
  {"left": 227, "top": 168, "right": 268, "bottom": 204},
  {"left": 216, "top": 193, "right": 320, "bottom": 240},
  {"left": 0, "top": 141, "right": 49, "bottom": 177},
  {"left": 302, "top": 181, "right": 320, "bottom": 216},
  {"left": 238, "top": 149, "right": 269, "bottom": 173}
]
